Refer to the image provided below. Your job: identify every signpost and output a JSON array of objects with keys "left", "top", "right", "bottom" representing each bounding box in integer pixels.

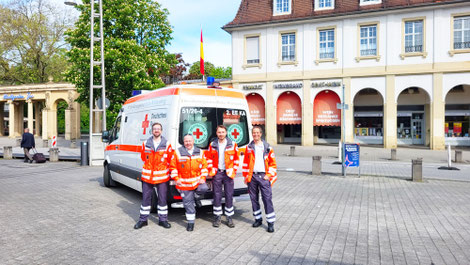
[
  {"left": 344, "top": 143, "right": 361, "bottom": 177},
  {"left": 337, "top": 84, "right": 349, "bottom": 176}
]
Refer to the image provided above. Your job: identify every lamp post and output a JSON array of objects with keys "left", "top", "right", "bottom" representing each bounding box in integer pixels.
[{"left": 65, "top": 0, "right": 106, "bottom": 166}]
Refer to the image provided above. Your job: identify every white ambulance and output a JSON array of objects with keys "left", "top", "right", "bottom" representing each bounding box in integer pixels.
[{"left": 102, "top": 84, "right": 252, "bottom": 209}]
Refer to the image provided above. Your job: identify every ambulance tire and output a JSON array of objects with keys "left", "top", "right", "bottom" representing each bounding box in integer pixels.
[
  {"left": 103, "top": 163, "right": 116, "bottom": 187},
  {"left": 150, "top": 188, "right": 158, "bottom": 213}
]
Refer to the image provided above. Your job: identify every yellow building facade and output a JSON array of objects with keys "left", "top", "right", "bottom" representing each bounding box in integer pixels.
[{"left": 0, "top": 83, "right": 81, "bottom": 140}]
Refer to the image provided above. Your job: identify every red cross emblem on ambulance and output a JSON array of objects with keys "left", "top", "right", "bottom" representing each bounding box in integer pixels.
[{"left": 142, "top": 114, "right": 150, "bottom": 135}]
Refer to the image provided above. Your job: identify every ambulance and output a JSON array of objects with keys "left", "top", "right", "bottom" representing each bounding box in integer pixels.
[{"left": 102, "top": 84, "right": 252, "bottom": 209}]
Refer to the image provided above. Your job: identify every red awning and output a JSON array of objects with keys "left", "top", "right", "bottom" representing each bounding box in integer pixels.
[
  {"left": 314, "top": 90, "right": 341, "bottom": 126},
  {"left": 277, "top": 92, "right": 302, "bottom": 125},
  {"left": 246, "top": 93, "right": 265, "bottom": 125}
]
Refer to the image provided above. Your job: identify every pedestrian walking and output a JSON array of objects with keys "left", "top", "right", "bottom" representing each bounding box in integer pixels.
[
  {"left": 134, "top": 122, "right": 174, "bottom": 230},
  {"left": 242, "top": 126, "right": 277, "bottom": 233},
  {"left": 21, "top": 128, "right": 35, "bottom": 163},
  {"left": 170, "top": 134, "right": 209, "bottom": 231},
  {"left": 205, "top": 125, "right": 239, "bottom": 228}
]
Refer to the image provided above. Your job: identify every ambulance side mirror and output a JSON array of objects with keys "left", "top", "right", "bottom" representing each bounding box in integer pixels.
[{"left": 102, "top": 131, "right": 110, "bottom": 143}]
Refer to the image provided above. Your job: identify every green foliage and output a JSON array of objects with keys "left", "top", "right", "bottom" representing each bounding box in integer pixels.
[
  {"left": 65, "top": 0, "right": 176, "bottom": 129},
  {"left": 188, "top": 61, "right": 215, "bottom": 79},
  {"left": 57, "top": 101, "right": 68, "bottom": 134},
  {"left": 0, "top": 0, "right": 70, "bottom": 85},
  {"left": 80, "top": 102, "right": 90, "bottom": 134},
  {"left": 209, "top": 66, "right": 232, "bottom": 79},
  {"left": 188, "top": 61, "right": 231, "bottom": 79}
]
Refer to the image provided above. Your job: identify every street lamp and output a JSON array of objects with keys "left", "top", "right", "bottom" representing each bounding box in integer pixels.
[{"left": 65, "top": 0, "right": 106, "bottom": 166}]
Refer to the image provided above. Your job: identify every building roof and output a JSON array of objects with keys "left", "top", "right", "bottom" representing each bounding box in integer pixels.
[{"left": 224, "top": 0, "right": 467, "bottom": 30}]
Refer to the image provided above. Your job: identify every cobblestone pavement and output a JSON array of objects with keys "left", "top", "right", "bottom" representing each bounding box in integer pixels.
[{"left": 1, "top": 159, "right": 470, "bottom": 264}]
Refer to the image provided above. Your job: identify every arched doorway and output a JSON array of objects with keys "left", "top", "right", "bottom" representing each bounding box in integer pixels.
[
  {"left": 52, "top": 98, "right": 69, "bottom": 139},
  {"left": 397, "top": 87, "right": 431, "bottom": 146},
  {"left": 445, "top": 84, "right": 470, "bottom": 146},
  {"left": 277, "top": 91, "right": 301, "bottom": 144},
  {"left": 246, "top": 93, "right": 266, "bottom": 135},
  {"left": 353, "top": 88, "right": 384, "bottom": 145},
  {"left": 313, "top": 90, "right": 341, "bottom": 144}
]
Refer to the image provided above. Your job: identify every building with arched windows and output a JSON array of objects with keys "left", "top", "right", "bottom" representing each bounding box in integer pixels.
[
  {"left": 0, "top": 83, "right": 81, "bottom": 140},
  {"left": 224, "top": 0, "right": 470, "bottom": 149}
]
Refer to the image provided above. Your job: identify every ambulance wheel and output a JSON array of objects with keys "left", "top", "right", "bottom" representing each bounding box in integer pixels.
[
  {"left": 103, "top": 163, "right": 116, "bottom": 187},
  {"left": 150, "top": 187, "right": 158, "bottom": 213}
]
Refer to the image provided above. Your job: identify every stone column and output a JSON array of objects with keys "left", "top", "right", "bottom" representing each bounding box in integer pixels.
[
  {"left": 343, "top": 77, "right": 354, "bottom": 142},
  {"left": 0, "top": 102, "right": 4, "bottom": 136},
  {"left": 34, "top": 102, "right": 42, "bottom": 137},
  {"left": 302, "top": 79, "right": 314, "bottom": 146},
  {"left": 265, "top": 81, "right": 277, "bottom": 145},
  {"left": 431, "top": 73, "right": 445, "bottom": 150},
  {"left": 27, "top": 100, "right": 34, "bottom": 132},
  {"left": 8, "top": 101, "right": 15, "bottom": 138},
  {"left": 72, "top": 102, "right": 81, "bottom": 139},
  {"left": 425, "top": 103, "right": 431, "bottom": 147},
  {"left": 15, "top": 101, "right": 24, "bottom": 137},
  {"left": 384, "top": 75, "right": 397, "bottom": 149}
]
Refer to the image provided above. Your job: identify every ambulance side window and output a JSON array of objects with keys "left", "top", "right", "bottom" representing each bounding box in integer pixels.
[{"left": 112, "top": 116, "right": 122, "bottom": 142}]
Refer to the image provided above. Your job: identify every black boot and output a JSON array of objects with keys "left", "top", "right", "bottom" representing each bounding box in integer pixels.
[
  {"left": 186, "top": 223, "right": 194, "bottom": 232},
  {"left": 134, "top": 220, "right": 148, "bottom": 229},
  {"left": 213, "top": 215, "right": 221, "bottom": 227},
  {"left": 158, "top": 221, "right": 171, "bottom": 229},
  {"left": 252, "top": 219, "right": 262, "bottom": 228},
  {"left": 226, "top": 216, "right": 235, "bottom": 228},
  {"left": 267, "top": 222, "right": 274, "bottom": 233}
]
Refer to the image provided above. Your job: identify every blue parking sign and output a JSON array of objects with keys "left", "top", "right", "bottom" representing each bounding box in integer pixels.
[{"left": 344, "top": 143, "right": 360, "bottom": 167}]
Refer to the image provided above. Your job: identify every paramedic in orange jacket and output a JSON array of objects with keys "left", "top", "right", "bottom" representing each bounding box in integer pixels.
[
  {"left": 170, "top": 134, "right": 209, "bottom": 232},
  {"left": 242, "top": 126, "right": 277, "bottom": 233},
  {"left": 134, "top": 122, "right": 174, "bottom": 230},
  {"left": 206, "top": 125, "right": 239, "bottom": 228}
]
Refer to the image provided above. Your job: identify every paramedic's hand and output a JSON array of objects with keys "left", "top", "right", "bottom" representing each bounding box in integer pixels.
[
  {"left": 264, "top": 176, "right": 269, "bottom": 181},
  {"left": 199, "top": 178, "right": 205, "bottom": 184},
  {"left": 176, "top": 179, "right": 182, "bottom": 186}
]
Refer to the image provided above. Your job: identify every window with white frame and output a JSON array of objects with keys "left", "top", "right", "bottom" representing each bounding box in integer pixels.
[
  {"left": 454, "top": 16, "right": 470, "bottom": 50},
  {"left": 281, "top": 33, "right": 295, "bottom": 61},
  {"left": 360, "top": 25, "right": 377, "bottom": 56},
  {"left": 319, "top": 29, "right": 335, "bottom": 59},
  {"left": 246, "top": 36, "right": 260, "bottom": 64},
  {"left": 315, "top": 0, "right": 333, "bottom": 10},
  {"left": 360, "top": 0, "right": 382, "bottom": 5},
  {"left": 404, "top": 20, "right": 424, "bottom": 53},
  {"left": 274, "top": 0, "right": 290, "bottom": 14}
]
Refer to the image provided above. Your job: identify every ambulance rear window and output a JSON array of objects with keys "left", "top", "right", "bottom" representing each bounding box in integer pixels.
[{"left": 179, "top": 107, "right": 249, "bottom": 149}]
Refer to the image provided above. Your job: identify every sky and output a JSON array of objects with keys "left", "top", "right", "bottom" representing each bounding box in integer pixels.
[{"left": 159, "top": 0, "right": 241, "bottom": 67}]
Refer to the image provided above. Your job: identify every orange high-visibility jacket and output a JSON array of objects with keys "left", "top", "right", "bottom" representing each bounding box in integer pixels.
[
  {"left": 170, "top": 146, "right": 208, "bottom": 190},
  {"left": 205, "top": 138, "right": 239, "bottom": 178},
  {"left": 140, "top": 136, "right": 174, "bottom": 184},
  {"left": 242, "top": 140, "right": 277, "bottom": 186}
]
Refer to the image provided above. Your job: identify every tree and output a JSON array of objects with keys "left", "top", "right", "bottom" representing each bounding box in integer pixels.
[
  {"left": 209, "top": 66, "right": 232, "bottom": 79},
  {"left": 0, "top": 0, "right": 71, "bottom": 85},
  {"left": 65, "top": 0, "right": 176, "bottom": 128},
  {"left": 161, "top": 53, "right": 189, "bottom": 85},
  {"left": 188, "top": 61, "right": 215, "bottom": 79}
]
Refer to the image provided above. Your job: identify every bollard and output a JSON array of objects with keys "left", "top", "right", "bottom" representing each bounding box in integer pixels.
[
  {"left": 80, "top": 142, "right": 89, "bottom": 166},
  {"left": 70, "top": 140, "right": 77, "bottom": 149},
  {"left": 312, "top": 156, "right": 322, "bottom": 175},
  {"left": 290, "top": 146, "right": 295, "bottom": 156},
  {"left": 48, "top": 148, "right": 59, "bottom": 162},
  {"left": 391, "top": 148, "right": 397, "bottom": 161},
  {"left": 3, "top": 146, "right": 13, "bottom": 159},
  {"left": 455, "top": 150, "right": 463, "bottom": 163},
  {"left": 16, "top": 138, "right": 21, "bottom": 147},
  {"left": 42, "top": 139, "right": 49, "bottom": 148},
  {"left": 411, "top": 159, "right": 423, "bottom": 182}
]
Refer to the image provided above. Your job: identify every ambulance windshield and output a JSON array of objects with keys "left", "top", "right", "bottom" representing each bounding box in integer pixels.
[{"left": 179, "top": 107, "right": 249, "bottom": 149}]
